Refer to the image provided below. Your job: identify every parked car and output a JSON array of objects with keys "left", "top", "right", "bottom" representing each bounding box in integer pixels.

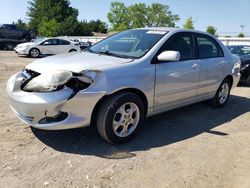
[
  {"left": 0, "top": 24, "right": 35, "bottom": 41},
  {"left": 228, "top": 45, "right": 250, "bottom": 85},
  {"left": 7, "top": 28, "right": 240, "bottom": 144},
  {"left": 14, "top": 37, "right": 80, "bottom": 57}
]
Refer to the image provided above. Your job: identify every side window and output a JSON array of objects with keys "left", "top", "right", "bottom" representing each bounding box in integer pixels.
[
  {"left": 197, "top": 35, "right": 223, "bottom": 58},
  {"left": 42, "top": 39, "right": 58, "bottom": 45},
  {"left": 58, "top": 39, "right": 70, "bottom": 45},
  {"left": 161, "top": 33, "right": 194, "bottom": 61}
]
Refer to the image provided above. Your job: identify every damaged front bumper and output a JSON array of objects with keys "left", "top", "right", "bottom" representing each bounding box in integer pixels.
[{"left": 7, "top": 73, "right": 105, "bottom": 130}]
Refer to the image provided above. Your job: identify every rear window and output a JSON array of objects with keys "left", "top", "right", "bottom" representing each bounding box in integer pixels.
[
  {"left": 58, "top": 39, "right": 70, "bottom": 45},
  {"left": 197, "top": 35, "right": 223, "bottom": 58}
]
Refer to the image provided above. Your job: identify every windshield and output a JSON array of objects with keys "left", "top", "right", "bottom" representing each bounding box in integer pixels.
[
  {"left": 89, "top": 29, "right": 167, "bottom": 59},
  {"left": 228, "top": 46, "right": 250, "bottom": 56},
  {"left": 33, "top": 38, "right": 46, "bottom": 43}
]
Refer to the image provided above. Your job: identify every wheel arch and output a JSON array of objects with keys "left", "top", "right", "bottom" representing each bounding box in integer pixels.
[
  {"left": 90, "top": 88, "right": 148, "bottom": 126},
  {"left": 69, "top": 49, "right": 77, "bottom": 52},
  {"left": 224, "top": 75, "right": 233, "bottom": 88},
  {"left": 29, "top": 47, "right": 40, "bottom": 54}
]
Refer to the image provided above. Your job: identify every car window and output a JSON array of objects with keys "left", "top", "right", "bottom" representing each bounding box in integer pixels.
[
  {"left": 196, "top": 35, "right": 223, "bottom": 58},
  {"left": 229, "top": 46, "right": 250, "bottom": 56},
  {"left": 1, "top": 25, "right": 8, "bottom": 29},
  {"left": 58, "top": 39, "right": 70, "bottom": 45},
  {"left": 42, "top": 39, "right": 58, "bottom": 45},
  {"left": 160, "top": 33, "right": 195, "bottom": 61},
  {"left": 10, "top": 25, "right": 16, "bottom": 30}
]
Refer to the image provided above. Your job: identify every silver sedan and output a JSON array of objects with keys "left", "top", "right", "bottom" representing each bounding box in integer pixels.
[{"left": 7, "top": 28, "right": 241, "bottom": 144}]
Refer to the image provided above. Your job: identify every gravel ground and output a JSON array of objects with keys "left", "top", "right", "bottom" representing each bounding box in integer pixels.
[{"left": 0, "top": 51, "right": 250, "bottom": 188}]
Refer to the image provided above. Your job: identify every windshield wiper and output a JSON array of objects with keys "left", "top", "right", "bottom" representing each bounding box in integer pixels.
[{"left": 98, "top": 51, "right": 132, "bottom": 59}]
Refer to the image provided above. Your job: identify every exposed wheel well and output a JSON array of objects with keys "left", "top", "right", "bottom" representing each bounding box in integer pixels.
[
  {"left": 69, "top": 49, "right": 77, "bottom": 52},
  {"left": 90, "top": 88, "right": 148, "bottom": 126}
]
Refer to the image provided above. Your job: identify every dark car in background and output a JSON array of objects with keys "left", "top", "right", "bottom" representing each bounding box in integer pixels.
[
  {"left": 0, "top": 24, "right": 35, "bottom": 41},
  {"left": 0, "top": 24, "right": 36, "bottom": 50},
  {"left": 228, "top": 45, "right": 250, "bottom": 85}
]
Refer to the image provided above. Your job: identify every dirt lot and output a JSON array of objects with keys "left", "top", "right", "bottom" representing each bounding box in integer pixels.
[{"left": 0, "top": 51, "right": 250, "bottom": 188}]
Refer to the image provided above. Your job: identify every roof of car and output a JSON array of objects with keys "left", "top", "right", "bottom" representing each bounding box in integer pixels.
[{"left": 135, "top": 27, "right": 210, "bottom": 35}]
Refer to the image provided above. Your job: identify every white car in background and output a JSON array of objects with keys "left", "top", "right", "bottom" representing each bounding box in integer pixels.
[{"left": 14, "top": 37, "right": 80, "bottom": 57}]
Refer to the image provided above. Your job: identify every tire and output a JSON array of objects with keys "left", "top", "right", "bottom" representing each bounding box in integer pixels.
[
  {"left": 29, "top": 48, "right": 40, "bottom": 58},
  {"left": 96, "top": 92, "right": 146, "bottom": 144},
  {"left": 69, "top": 49, "right": 77, "bottom": 53},
  {"left": 211, "top": 79, "right": 232, "bottom": 107}
]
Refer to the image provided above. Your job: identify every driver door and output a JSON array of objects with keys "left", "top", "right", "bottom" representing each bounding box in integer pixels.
[{"left": 154, "top": 32, "right": 200, "bottom": 111}]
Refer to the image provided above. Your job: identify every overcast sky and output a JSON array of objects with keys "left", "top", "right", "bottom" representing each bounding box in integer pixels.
[{"left": 1, "top": 0, "right": 249, "bottom": 36}]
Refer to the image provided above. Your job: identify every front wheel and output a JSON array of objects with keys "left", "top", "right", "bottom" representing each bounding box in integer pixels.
[
  {"left": 211, "top": 79, "right": 231, "bottom": 107},
  {"left": 96, "top": 92, "right": 145, "bottom": 144},
  {"left": 29, "top": 48, "right": 40, "bottom": 58}
]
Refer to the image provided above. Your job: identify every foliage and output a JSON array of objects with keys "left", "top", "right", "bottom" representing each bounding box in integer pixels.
[
  {"left": 88, "top": 19, "right": 108, "bottom": 33},
  {"left": 206, "top": 25, "right": 217, "bottom": 36},
  {"left": 107, "top": 2, "right": 129, "bottom": 31},
  {"left": 27, "top": 0, "right": 107, "bottom": 36},
  {"left": 237, "top": 33, "right": 245, "bottom": 37},
  {"left": 108, "top": 1, "right": 180, "bottom": 31},
  {"left": 38, "top": 18, "right": 60, "bottom": 37},
  {"left": 183, "top": 17, "right": 194, "bottom": 29}
]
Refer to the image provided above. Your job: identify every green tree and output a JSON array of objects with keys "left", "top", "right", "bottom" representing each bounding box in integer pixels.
[
  {"left": 127, "top": 3, "right": 147, "bottom": 28},
  {"left": 107, "top": 2, "right": 129, "bottom": 31},
  {"left": 27, "top": 0, "right": 79, "bottom": 36},
  {"left": 13, "top": 19, "right": 28, "bottom": 30},
  {"left": 146, "top": 3, "right": 179, "bottom": 27},
  {"left": 238, "top": 33, "right": 245, "bottom": 37},
  {"left": 183, "top": 17, "right": 194, "bottom": 29},
  {"left": 38, "top": 18, "right": 60, "bottom": 37},
  {"left": 107, "top": 2, "right": 179, "bottom": 31},
  {"left": 206, "top": 25, "right": 217, "bottom": 36},
  {"left": 76, "top": 20, "right": 94, "bottom": 36},
  {"left": 88, "top": 19, "right": 108, "bottom": 33}
]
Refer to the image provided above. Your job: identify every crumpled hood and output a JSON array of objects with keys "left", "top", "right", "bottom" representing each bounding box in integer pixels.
[{"left": 26, "top": 52, "right": 133, "bottom": 73}]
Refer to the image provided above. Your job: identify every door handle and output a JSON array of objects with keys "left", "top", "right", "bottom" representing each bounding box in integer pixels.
[{"left": 192, "top": 63, "right": 200, "bottom": 70}]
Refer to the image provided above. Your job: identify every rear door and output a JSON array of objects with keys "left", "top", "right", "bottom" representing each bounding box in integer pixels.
[
  {"left": 195, "top": 34, "right": 226, "bottom": 96},
  {"left": 154, "top": 32, "right": 201, "bottom": 110},
  {"left": 57, "top": 39, "right": 71, "bottom": 53}
]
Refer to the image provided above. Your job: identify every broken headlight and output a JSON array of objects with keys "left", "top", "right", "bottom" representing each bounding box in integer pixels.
[{"left": 23, "top": 70, "right": 73, "bottom": 92}]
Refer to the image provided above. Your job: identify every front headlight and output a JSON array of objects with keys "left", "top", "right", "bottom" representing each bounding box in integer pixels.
[
  {"left": 23, "top": 70, "right": 73, "bottom": 92},
  {"left": 19, "top": 45, "right": 29, "bottom": 50}
]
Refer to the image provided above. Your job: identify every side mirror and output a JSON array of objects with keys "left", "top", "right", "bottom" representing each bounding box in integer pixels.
[
  {"left": 157, "top": 51, "right": 180, "bottom": 62},
  {"left": 42, "top": 41, "right": 50, "bottom": 45}
]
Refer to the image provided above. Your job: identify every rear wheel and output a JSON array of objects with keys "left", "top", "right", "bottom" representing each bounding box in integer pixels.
[
  {"left": 29, "top": 48, "right": 40, "bottom": 58},
  {"left": 211, "top": 79, "right": 231, "bottom": 107},
  {"left": 96, "top": 92, "right": 145, "bottom": 144}
]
